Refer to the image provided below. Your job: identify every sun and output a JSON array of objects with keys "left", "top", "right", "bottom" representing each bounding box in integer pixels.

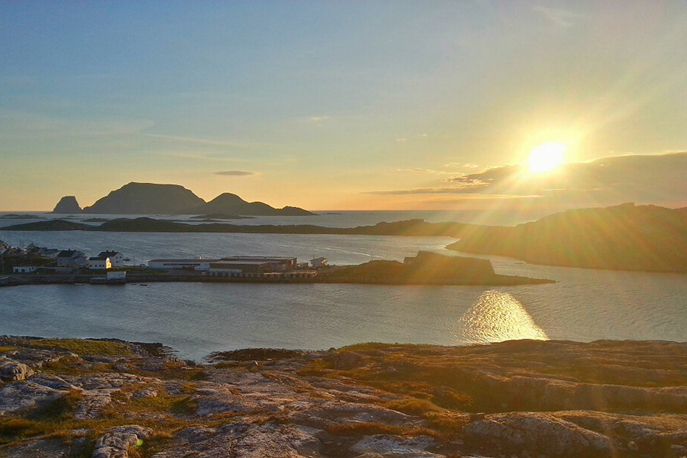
[{"left": 527, "top": 142, "right": 567, "bottom": 173}]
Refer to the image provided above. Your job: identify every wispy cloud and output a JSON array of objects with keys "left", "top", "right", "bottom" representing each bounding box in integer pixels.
[
  {"left": 533, "top": 6, "right": 582, "bottom": 28},
  {"left": 0, "top": 110, "right": 154, "bottom": 139},
  {"left": 371, "top": 152, "right": 687, "bottom": 207},
  {"left": 150, "top": 151, "right": 248, "bottom": 163},
  {"left": 309, "top": 116, "right": 330, "bottom": 123},
  {"left": 215, "top": 170, "right": 259, "bottom": 177},
  {"left": 144, "top": 133, "right": 276, "bottom": 150}
]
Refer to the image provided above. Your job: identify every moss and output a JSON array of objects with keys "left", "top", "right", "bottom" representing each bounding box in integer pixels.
[
  {"left": 27, "top": 390, "right": 83, "bottom": 421},
  {"left": 325, "top": 422, "right": 436, "bottom": 438},
  {"left": 385, "top": 398, "right": 444, "bottom": 416},
  {"left": 7, "top": 338, "right": 132, "bottom": 356},
  {"left": 0, "top": 418, "right": 44, "bottom": 443}
]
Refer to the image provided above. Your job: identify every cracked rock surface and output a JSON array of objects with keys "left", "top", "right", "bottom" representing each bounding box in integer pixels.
[{"left": 0, "top": 336, "right": 686, "bottom": 457}]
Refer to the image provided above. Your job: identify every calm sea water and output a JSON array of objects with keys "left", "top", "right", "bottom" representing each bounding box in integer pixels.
[{"left": 1, "top": 212, "right": 686, "bottom": 360}]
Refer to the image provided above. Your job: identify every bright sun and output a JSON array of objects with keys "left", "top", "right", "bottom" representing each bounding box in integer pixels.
[{"left": 527, "top": 142, "right": 567, "bottom": 173}]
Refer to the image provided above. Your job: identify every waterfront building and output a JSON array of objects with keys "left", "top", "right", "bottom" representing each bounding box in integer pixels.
[
  {"left": 56, "top": 250, "right": 88, "bottom": 268},
  {"left": 148, "top": 259, "right": 219, "bottom": 271},
  {"left": 98, "top": 251, "right": 125, "bottom": 267},
  {"left": 88, "top": 256, "right": 111, "bottom": 270}
]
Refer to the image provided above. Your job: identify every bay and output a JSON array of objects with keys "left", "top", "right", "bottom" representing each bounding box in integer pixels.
[{"left": 1, "top": 214, "right": 686, "bottom": 361}]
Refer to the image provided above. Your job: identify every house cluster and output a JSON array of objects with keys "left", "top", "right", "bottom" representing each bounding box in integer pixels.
[
  {"left": 0, "top": 240, "right": 127, "bottom": 274},
  {"left": 148, "top": 256, "right": 328, "bottom": 279}
]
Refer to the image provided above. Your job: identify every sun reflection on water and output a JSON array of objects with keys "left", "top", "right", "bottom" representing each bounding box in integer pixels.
[{"left": 457, "top": 291, "right": 548, "bottom": 343}]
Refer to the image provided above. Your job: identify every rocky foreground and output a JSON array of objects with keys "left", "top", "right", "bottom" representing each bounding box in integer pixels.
[{"left": 1, "top": 338, "right": 686, "bottom": 458}]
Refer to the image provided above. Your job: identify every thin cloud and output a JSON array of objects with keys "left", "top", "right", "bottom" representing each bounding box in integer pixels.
[
  {"left": 215, "top": 170, "right": 259, "bottom": 177},
  {"left": 533, "top": 6, "right": 582, "bottom": 28},
  {"left": 309, "top": 116, "right": 330, "bottom": 123},
  {"left": 144, "top": 133, "right": 276, "bottom": 150}
]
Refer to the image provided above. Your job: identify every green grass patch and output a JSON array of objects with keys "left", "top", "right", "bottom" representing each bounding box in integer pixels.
[
  {"left": 6, "top": 338, "right": 132, "bottom": 356},
  {"left": 385, "top": 398, "right": 444, "bottom": 416}
]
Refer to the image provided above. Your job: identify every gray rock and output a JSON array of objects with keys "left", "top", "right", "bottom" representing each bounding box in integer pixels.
[
  {"left": 0, "top": 358, "right": 34, "bottom": 381},
  {"left": 463, "top": 413, "right": 613, "bottom": 456},
  {"left": 93, "top": 425, "right": 151, "bottom": 458},
  {"left": 0, "top": 380, "right": 63, "bottom": 415},
  {"left": 351, "top": 434, "right": 440, "bottom": 457}
]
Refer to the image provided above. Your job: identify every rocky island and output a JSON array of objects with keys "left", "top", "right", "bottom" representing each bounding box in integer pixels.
[
  {"left": 1, "top": 336, "right": 686, "bottom": 457},
  {"left": 51, "top": 182, "right": 313, "bottom": 216}
]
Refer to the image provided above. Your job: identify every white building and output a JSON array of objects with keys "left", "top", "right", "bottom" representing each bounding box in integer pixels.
[
  {"left": 13, "top": 266, "right": 37, "bottom": 274},
  {"left": 148, "top": 259, "right": 219, "bottom": 271},
  {"left": 88, "top": 256, "right": 111, "bottom": 270},
  {"left": 99, "top": 251, "right": 125, "bottom": 268},
  {"left": 310, "top": 257, "right": 328, "bottom": 268}
]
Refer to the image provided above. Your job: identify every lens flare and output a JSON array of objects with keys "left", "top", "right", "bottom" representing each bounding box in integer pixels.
[{"left": 528, "top": 142, "right": 566, "bottom": 173}]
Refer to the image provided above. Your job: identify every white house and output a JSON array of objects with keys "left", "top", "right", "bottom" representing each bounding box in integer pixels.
[
  {"left": 310, "top": 257, "right": 328, "bottom": 268},
  {"left": 99, "top": 251, "right": 125, "bottom": 268},
  {"left": 88, "top": 256, "right": 111, "bottom": 270},
  {"left": 13, "top": 266, "right": 37, "bottom": 274},
  {"left": 56, "top": 250, "right": 88, "bottom": 268}
]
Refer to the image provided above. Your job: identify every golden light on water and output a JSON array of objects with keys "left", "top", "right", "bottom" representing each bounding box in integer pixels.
[
  {"left": 457, "top": 291, "right": 548, "bottom": 343},
  {"left": 527, "top": 142, "right": 567, "bottom": 173}
]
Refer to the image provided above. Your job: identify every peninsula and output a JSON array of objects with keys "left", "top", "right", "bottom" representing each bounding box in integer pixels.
[
  {"left": 1, "top": 336, "right": 686, "bottom": 457},
  {"left": 448, "top": 203, "right": 687, "bottom": 273}
]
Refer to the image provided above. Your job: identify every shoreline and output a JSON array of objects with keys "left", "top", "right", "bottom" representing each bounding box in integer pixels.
[{"left": 1, "top": 266, "right": 554, "bottom": 288}]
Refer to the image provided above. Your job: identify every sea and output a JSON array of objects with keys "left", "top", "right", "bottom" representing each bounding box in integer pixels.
[{"left": 1, "top": 210, "right": 686, "bottom": 361}]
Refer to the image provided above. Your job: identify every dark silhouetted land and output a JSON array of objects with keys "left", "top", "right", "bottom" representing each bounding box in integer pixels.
[{"left": 448, "top": 203, "right": 687, "bottom": 272}]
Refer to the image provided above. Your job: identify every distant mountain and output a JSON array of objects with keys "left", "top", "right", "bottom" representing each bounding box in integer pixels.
[
  {"left": 448, "top": 203, "right": 687, "bottom": 273},
  {"left": 53, "top": 196, "right": 82, "bottom": 214},
  {"left": 82, "top": 183, "right": 206, "bottom": 214},
  {"left": 179, "top": 192, "right": 314, "bottom": 216},
  {"left": 56, "top": 182, "right": 313, "bottom": 216}
]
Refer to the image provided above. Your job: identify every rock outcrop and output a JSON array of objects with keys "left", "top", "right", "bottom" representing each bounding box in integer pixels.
[
  {"left": 179, "top": 192, "right": 314, "bottom": 216},
  {"left": 0, "top": 337, "right": 686, "bottom": 457},
  {"left": 52, "top": 195, "right": 82, "bottom": 213},
  {"left": 82, "top": 182, "right": 206, "bottom": 214}
]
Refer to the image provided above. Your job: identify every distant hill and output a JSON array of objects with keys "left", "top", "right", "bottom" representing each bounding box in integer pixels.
[
  {"left": 2, "top": 217, "right": 472, "bottom": 237},
  {"left": 448, "top": 203, "right": 687, "bottom": 273},
  {"left": 52, "top": 196, "right": 82, "bottom": 214},
  {"left": 56, "top": 182, "right": 312, "bottom": 216},
  {"left": 82, "top": 183, "right": 206, "bottom": 214},
  {"left": 180, "top": 193, "right": 314, "bottom": 216},
  {"left": 2, "top": 220, "right": 91, "bottom": 231}
]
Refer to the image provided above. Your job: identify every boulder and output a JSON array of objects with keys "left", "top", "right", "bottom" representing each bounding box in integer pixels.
[
  {"left": 93, "top": 425, "right": 151, "bottom": 458},
  {"left": 0, "top": 358, "right": 34, "bottom": 381},
  {"left": 463, "top": 412, "right": 613, "bottom": 456}
]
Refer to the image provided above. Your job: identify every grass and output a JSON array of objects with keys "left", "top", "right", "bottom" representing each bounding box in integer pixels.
[{"left": 2, "top": 337, "right": 132, "bottom": 356}]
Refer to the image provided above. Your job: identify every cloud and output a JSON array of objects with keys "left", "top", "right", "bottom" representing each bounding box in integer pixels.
[
  {"left": 309, "top": 116, "right": 330, "bottom": 123},
  {"left": 144, "top": 133, "right": 277, "bottom": 150},
  {"left": 0, "top": 110, "right": 154, "bottom": 139},
  {"left": 215, "top": 170, "right": 259, "bottom": 177},
  {"left": 532, "top": 6, "right": 582, "bottom": 28},
  {"left": 369, "top": 152, "right": 687, "bottom": 208}
]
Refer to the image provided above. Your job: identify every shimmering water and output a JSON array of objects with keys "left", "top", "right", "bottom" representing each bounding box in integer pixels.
[{"left": 1, "top": 222, "right": 686, "bottom": 360}]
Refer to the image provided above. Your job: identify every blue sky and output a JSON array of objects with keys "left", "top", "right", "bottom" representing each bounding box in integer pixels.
[{"left": 2, "top": 1, "right": 687, "bottom": 211}]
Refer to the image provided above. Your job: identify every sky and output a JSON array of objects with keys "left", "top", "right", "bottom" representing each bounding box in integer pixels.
[{"left": 2, "top": 1, "right": 687, "bottom": 212}]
